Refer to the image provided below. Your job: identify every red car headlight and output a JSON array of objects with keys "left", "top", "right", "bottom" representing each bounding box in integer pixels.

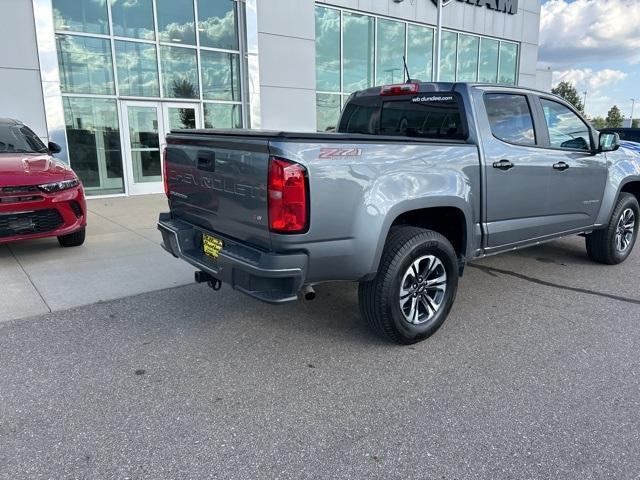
[{"left": 37, "top": 179, "right": 80, "bottom": 193}]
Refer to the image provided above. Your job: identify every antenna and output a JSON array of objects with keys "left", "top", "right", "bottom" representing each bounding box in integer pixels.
[{"left": 403, "top": 55, "right": 412, "bottom": 83}]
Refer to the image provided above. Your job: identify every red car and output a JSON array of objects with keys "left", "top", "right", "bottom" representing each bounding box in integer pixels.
[{"left": 0, "top": 118, "right": 86, "bottom": 247}]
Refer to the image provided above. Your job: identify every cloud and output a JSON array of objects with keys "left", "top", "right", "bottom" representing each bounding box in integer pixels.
[
  {"left": 552, "top": 68, "right": 627, "bottom": 91},
  {"left": 540, "top": 0, "right": 640, "bottom": 67}
]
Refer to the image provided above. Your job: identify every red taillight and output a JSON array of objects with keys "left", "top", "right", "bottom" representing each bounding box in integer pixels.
[
  {"left": 380, "top": 83, "right": 419, "bottom": 96},
  {"left": 268, "top": 157, "right": 308, "bottom": 233},
  {"left": 162, "top": 147, "right": 169, "bottom": 197}
]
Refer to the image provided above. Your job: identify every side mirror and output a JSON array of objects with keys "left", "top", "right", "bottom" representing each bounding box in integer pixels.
[
  {"left": 599, "top": 132, "right": 620, "bottom": 152},
  {"left": 48, "top": 141, "right": 62, "bottom": 154}
]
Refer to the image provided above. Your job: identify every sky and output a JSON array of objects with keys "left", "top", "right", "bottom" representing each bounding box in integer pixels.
[{"left": 539, "top": 0, "right": 640, "bottom": 119}]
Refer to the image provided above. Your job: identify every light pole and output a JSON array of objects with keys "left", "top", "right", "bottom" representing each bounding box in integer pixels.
[
  {"left": 631, "top": 98, "right": 636, "bottom": 127},
  {"left": 434, "top": 0, "right": 443, "bottom": 81},
  {"left": 582, "top": 91, "right": 588, "bottom": 115}
]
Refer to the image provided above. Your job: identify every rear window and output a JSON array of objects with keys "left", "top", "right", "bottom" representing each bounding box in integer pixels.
[{"left": 338, "top": 93, "right": 467, "bottom": 140}]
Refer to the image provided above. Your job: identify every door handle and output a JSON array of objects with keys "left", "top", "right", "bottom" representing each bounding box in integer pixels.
[
  {"left": 197, "top": 150, "right": 216, "bottom": 172},
  {"left": 492, "top": 159, "right": 514, "bottom": 171},
  {"left": 553, "top": 161, "right": 570, "bottom": 171}
]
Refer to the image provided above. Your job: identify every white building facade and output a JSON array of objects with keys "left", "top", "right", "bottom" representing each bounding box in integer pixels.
[{"left": 0, "top": 0, "right": 541, "bottom": 197}]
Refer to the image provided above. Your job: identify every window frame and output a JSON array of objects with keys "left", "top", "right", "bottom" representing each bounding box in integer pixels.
[
  {"left": 536, "top": 96, "right": 596, "bottom": 153},
  {"left": 483, "top": 92, "right": 539, "bottom": 148}
]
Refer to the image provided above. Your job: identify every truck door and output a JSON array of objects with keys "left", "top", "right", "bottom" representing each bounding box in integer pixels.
[
  {"left": 535, "top": 97, "right": 608, "bottom": 230},
  {"left": 481, "top": 92, "right": 556, "bottom": 248}
]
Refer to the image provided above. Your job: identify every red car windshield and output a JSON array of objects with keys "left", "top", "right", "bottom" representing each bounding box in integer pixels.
[{"left": 0, "top": 125, "right": 48, "bottom": 154}]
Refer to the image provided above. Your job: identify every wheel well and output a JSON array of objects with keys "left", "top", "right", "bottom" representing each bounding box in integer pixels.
[
  {"left": 390, "top": 207, "right": 467, "bottom": 256},
  {"left": 621, "top": 181, "right": 640, "bottom": 204}
]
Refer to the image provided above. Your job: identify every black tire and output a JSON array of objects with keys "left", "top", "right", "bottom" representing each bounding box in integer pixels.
[
  {"left": 586, "top": 193, "right": 639, "bottom": 265},
  {"left": 58, "top": 227, "right": 86, "bottom": 248},
  {"left": 359, "top": 227, "right": 459, "bottom": 345}
]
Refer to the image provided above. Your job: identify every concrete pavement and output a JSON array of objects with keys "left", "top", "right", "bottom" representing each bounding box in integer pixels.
[
  {"left": 0, "top": 235, "right": 639, "bottom": 478},
  {"left": 0, "top": 194, "right": 195, "bottom": 322}
]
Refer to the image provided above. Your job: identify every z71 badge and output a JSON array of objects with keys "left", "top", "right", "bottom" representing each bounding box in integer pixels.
[{"left": 319, "top": 148, "right": 363, "bottom": 159}]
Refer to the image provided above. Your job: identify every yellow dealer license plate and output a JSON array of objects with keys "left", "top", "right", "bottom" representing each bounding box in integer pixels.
[{"left": 202, "top": 233, "right": 224, "bottom": 259}]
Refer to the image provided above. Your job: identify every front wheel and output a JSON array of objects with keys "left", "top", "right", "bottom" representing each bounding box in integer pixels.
[
  {"left": 359, "top": 227, "right": 459, "bottom": 345},
  {"left": 586, "top": 193, "right": 639, "bottom": 265}
]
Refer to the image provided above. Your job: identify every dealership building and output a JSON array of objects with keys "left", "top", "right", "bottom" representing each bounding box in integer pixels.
[{"left": 0, "top": 0, "right": 543, "bottom": 197}]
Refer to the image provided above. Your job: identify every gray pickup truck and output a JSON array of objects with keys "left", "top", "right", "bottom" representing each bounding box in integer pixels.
[{"left": 158, "top": 82, "right": 640, "bottom": 344}]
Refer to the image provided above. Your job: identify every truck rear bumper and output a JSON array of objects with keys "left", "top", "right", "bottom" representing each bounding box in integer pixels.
[{"left": 158, "top": 213, "right": 308, "bottom": 303}]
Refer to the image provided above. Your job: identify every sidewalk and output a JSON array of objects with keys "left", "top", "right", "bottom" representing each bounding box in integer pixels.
[{"left": 0, "top": 195, "right": 195, "bottom": 322}]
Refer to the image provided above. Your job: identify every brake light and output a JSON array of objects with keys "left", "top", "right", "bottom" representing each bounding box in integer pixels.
[
  {"left": 268, "top": 157, "right": 308, "bottom": 233},
  {"left": 380, "top": 83, "right": 419, "bottom": 96},
  {"left": 162, "top": 147, "right": 169, "bottom": 197}
]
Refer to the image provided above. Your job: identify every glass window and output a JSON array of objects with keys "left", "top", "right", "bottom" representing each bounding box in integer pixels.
[
  {"left": 167, "top": 107, "right": 197, "bottom": 130},
  {"left": 160, "top": 46, "right": 199, "bottom": 99},
  {"left": 316, "top": 93, "right": 342, "bottom": 132},
  {"left": 156, "top": 0, "right": 196, "bottom": 45},
  {"left": 498, "top": 42, "right": 518, "bottom": 85},
  {"left": 198, "top": 0, "right": 238, "bottom": 50},
  {"left": 115, "top": 41, "right": 159, "bottom": 97},
  {"left": 63, "top": 97, "right": 124, "bottom": 195},
  {"left": 0, "top": 126, "right": 48, "bottom": 154},
  {"left": 407, "top": 25, "right": 433, "bottom": 82},
  {"left": 376, "top": 19, "right": 406, "bottom": 85},
  {"left": 110, "top": 0, "right": 155, "bottom": 40},
  {"left": 343, "top": 13, "right": 374, "bottom": 93},
  {"left": 379, "top": 97, "right": 466, "bottom": 140},
  {"left": 541, "top": 99, "right": 592, "bottom": 151},
  {"left": 478, "top": 38, "right": 499, "bottom": 83},
  {"left": 203, "top": 103, "right": 242, "bottom": 129},
  {"left": 315, "top": 6, "right": 341, "bottom": 92},
  {"left": 484, "top": 94, "right": 536, "bottom": 145},
  {"left": 457, "top": 34, "right": 479, "bottom": 82},
  {"left": 56, "top": 35, "right": 114, "bottom": 95},
  {"left": 52, "top": 0, "right": 109, "bottom": 35},
  {"left": 201, "top": 51, "right": 241, "bottom": 101},
  {"left": 440, "top": 31, "right": 457, "bottom": 82}
]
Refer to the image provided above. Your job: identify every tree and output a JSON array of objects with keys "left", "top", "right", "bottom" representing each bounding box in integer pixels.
[
  {"left": 606, "top": 105, "right": 624, "bottom": 128},
  {"left": 591, "top": 117, "right": 607, "bottom": 130},
  {"left": 551, "top": 81, "right": 584, "bottom": 112},
  {"left": 633, "top": 119, "right": 639, "bottom": 128}
]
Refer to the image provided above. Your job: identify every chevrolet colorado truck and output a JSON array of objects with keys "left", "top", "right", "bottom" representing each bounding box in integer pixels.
[{"left": 158, "top": 82, "right": 640, "bottom": 344}]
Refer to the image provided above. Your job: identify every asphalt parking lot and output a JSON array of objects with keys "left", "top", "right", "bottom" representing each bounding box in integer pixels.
[{"left": 1, "top": 235, "right": 639, "bottom": 479}]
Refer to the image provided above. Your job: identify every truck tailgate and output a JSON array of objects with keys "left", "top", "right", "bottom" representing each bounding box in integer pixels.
[{"left": 165, "top": 133, "right": 271, "bottom": 250}]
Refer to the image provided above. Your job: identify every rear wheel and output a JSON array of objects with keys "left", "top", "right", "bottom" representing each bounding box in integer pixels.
[
  {"left": 586, "top": 193, "right": 639, "bottom": 265},
  {"left": 58, "top": 227, "right": 86, "bottom": 248},
  {"left": 359, "top": 227, "right": 459, "bottom": 345}
]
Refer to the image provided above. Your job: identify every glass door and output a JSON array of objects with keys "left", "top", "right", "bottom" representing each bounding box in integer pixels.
[{"left": 121, "top": 101, "right": 201, "bottom": 195}]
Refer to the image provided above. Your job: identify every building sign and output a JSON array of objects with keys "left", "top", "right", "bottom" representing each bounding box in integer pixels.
[{"left": 430, "top": 0, "right": 518, "bottom": 15}]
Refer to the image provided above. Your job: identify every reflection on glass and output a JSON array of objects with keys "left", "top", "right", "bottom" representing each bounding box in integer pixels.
[
  {"left": 53, "top": 0, "right": 109, "bottom": 35},
  {"left": 115, "top": 41, "right": 159, "bottom": 97},
  {"left": 201, "top": 51, "right": 240, "bottom": 101},
  {"left": 63, "top": 97, "right": 124, "bottom": 195},
  {"left": 127, "top": 106, "right": 161, "bottom": 182},
  {"left": 485, "top": 94, "right": 535, "bottom": 145},
  {"left": 110, "top": 0, "right": 155, "bottom": 40},
  {"left": 440, "top": 31, "right": 457, "bottom": 82},
  {"left": 343, "top": 12, "right": 374, "bottom": 93},
  {"left": 479, "top": 38, "right": 499, "bottom": 83},
  {"left": 160, "top": 46, "right": 199, "bottom": 99},
  {"left": 167, "top": 107, "right": 196, "bottom": 129},
  {"left": 407, "top": 25, "right": 433, "bottom": 82},
  {"left": 156, "top": 0, "right": 196, "bottom": 45},
  {"left": 56, "top": 35, "right": 114, "bottom": 95},
  {"left": 203, "top": 103, "right": 242, "bottom": 129},
  {"left": 198, "top": 0, "right": 238, "bottom": 50},
  {"left": 316, "top": 93, "right": 341, "bottom": 132},
  {"left": 315, "top": 6, "right": 340, "bottom": 92},
  {"left": 457, "top": 34, "right": 479, "bottom": 82},
  {"left": 498, "top": 42, "right": 518, "bottom": 85},
  {"left": 376, "top": 19, "right": 406, "bottom": 85}
]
